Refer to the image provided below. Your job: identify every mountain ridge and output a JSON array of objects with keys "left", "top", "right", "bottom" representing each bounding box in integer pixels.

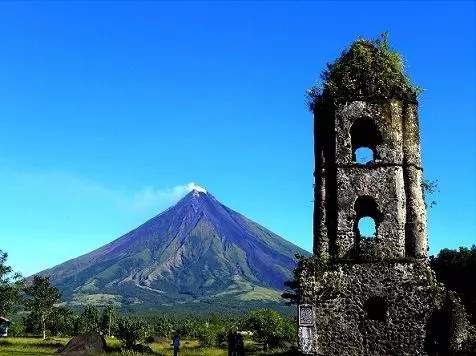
[{"left": 37, "top": 188, "right": 310, "bottom": 311}]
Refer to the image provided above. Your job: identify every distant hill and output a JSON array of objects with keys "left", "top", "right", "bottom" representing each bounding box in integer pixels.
[{"left": 37, "top": 187, "right": 310, "bottom": 314}]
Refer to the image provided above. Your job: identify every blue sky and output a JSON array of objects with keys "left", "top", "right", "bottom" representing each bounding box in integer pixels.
[{"left": 0, "top": 1, "right": 474, "bottom": 276}]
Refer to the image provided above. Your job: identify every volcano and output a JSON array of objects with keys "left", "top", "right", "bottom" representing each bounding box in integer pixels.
[{"left": 38, "top": 187, "right": 310, "bottom": 312}]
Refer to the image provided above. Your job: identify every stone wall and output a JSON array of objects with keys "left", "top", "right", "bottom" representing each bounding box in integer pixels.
[
  {"left": 336, "top": 165, "right": 406, "bottom": 259},
  {"left": 298, "top": 258, "right": 467, "bottom": 355},
  {"left": 313, "top": 99, "right": 428, "bottom": 259}
]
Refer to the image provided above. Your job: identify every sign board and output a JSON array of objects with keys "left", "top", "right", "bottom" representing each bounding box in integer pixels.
[{"left": 299, "top": 304, "right": 314, "bottom": 327}]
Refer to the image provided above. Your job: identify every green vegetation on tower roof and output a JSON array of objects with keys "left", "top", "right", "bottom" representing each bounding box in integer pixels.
[{"left": 307, "top": 32, "right": 422, "bottom": 111}]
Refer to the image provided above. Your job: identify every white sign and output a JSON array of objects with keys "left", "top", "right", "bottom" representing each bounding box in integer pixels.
[{"left": 299, "top": 304, "right": 314, "bottom": 326}]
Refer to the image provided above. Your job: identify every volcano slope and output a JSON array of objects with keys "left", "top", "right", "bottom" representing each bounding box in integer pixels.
[{"left": 37, "top": 188, "right": 310, "bottom": 314}]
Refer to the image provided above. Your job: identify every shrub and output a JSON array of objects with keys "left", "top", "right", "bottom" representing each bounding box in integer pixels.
[
  {"left": 48, "top": 306, "right": 75, "bottom": 336},
  {"left": 154, "top": 315, "right": 173, "bottom": 338},
  {"left": 197, "top": 323, "right": 225, "bottom": 347},
  {"left": 307, "top": 32, "right": 422, "bottom": 111},
  {"left": 460, "top": 325, "right": 476, "bottom": 354},
  {"left": 281, "top": 318, "right": 297, "bottom": 344},
  {"left": 116, "top": 317, "right": 151, "bottom": 349},
  {"left": 8, "top": 320, "right": 26, "bottom": 336},
  {"left": 246, "top": 309, "right": 284, "bottom": 348}
]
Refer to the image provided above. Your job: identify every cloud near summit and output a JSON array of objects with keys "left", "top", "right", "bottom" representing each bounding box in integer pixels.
[
  {"left": 0, "top": 164, "right": 201, "bottom": 216},
  {"left": 126, "top": 182, "right": 201, "bottom": 213},
  {"left": 0, "top": 164, "right": 205, "bottom": 274}
]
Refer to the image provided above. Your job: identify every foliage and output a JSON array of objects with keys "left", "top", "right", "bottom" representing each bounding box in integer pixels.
[
  {"left": 117, "top": 350, "right": 142, "bottom": 356},
  {"left": 23, "top": 310, "right": 42, "bottom": 335},
  {"left": 176, "top": 317, "right": 197, "bottom": 338},
  {"left": 7, "top": 320, "right": 25, "bottom": 337},
  {"left": 460, "top": 324, "right": 476, "bottom": 354},
  {"left": 307, "top": 32, "right": 422, "bottom": 111},
  {"left": 281, "top": 254, "right": 307, "bottom": 305},
  {"left": 22, "top": 275, "right": 61, "bottom": 339},
  {"left": 193, "top": 313, "right": 230, "bottom": 347},
  {"left": 24, "top": 306, "right": 75, "bottom": 337},
  {"left": 101, "top": 304, "right": 117, "bottom": 337},
  {"left": 0, "top": 336, "right": 300, "bottom": 355},
  {"left": 0, "top": 250, "right": 24, "bottom": 317},
  {"left": 154, "top": 315, "right": 173, "bottom": 338},
  {"left": 422, "top": 179, "right": 439, "bottom": 209},
  {"left": 246, "top": 309, "right": 285, "bottom": 349},
  {"left": 146, "top": 315, "right": 245, "bottom": 341},
  {"left": 430, "top": 246, "right": 476, "bottom": 325},
  {"left": 47, "top": 306, "right": 75, "bottom": 336},
  {"left": 196, "top": 321, "right": 225, "bottom": 347},
  {"left": 208, "top": 312, "right": 222, "bottom": 327},
  {"left": 76, "top": 304, "right": 100, "bottom": 334},
  {"left": 280, "top": 318, "right": 297, "bottom": 344},
  {"left": 115, "top": 316, "right": 151, "bottom": 349},
  {"left": 282, "top": 253, "right": 344, "bottom": 307}
]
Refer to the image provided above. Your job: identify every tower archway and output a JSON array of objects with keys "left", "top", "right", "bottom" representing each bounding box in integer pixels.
[
  {"left": 350, "top": 117, "right": 383, "bottom": 163},
  {"left": 353, "top": 195, "right": 383, "bottom": 240}
]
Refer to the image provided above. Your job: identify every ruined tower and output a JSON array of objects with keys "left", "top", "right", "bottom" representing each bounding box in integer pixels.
[
  {"left": 313, "top": 95, "right": 427, "bottom": 261},
  {"left": 297, "top": 36, "right": 467, "bottom": 355}
]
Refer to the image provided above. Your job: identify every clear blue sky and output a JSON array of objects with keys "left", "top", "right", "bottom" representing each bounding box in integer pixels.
[{"left": 0, "top": 1, "right": 474, "bottom": 276}]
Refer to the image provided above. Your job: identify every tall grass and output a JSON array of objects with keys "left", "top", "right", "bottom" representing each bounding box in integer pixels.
[
  {"left": 0, "top": 337, "right": 294, "bottom": 355},
  {"left": 0, "top": 337, "right": 68, "bottom": 356}
]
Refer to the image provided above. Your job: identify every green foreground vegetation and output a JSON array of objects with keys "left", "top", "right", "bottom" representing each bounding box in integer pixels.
[
  {"left": 2, "top": 243, "right": 476, "bottom": 355},
  {"left": 1, "top": 306, "right": 298, "bottom": 354},
  {"left": 0, "top": 337, "right": 67, "bottom": 356},
  {"left": 1, "top": 250, "right": 298, "bottom": 354},
  {"left": 0, "top": 337, "right": 296, "bottom": 356}
]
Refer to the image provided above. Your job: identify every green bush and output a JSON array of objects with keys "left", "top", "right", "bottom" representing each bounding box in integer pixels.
[
  {"left": 307, "top": 32, "right": 422, "bottom": 111},
  {"left": 281, "top": 318, "right": 297, "bottom": 344},
  {"left": 246, "top": 309, "right": 284, "bottom": 348},
  {"left": 7, "top": 320, "right": 25, "bottom": 336},
  {"left": 175, "top": 318, "right": 195, "bottom": 338},
  {"left": 153, "top": 315, "right": 173, "bottom": 338},
  {"left": 430, "top": 246, "right": 476, "bottom": 325},
  {"left": 116, "top": 317, "right": 151, "bottom": 349},
  {"left": 460, "top": 325, "right": 476, "bottom": 354},
  {"left": 23, "top": 311, "right": 42, "bottom": 335},
  {"left": 100, "top": 305, "right": 117, "bottom": 337},
  {"left": 76, "top": 305, "right": 100, "bottom": 334},
  {"left": 197, "top": 323, "right": 225, "bottom": 347},
  {"left": 48, "top": 306, "right": 75, "bottom": 336}
]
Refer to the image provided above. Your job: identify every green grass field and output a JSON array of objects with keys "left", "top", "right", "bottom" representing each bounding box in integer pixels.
[
  {"left": 0, "top": 337, "right": 68, "bottom": 356},
  {"left": 0, "top": 337, "right": 293, "bottom": 356}
]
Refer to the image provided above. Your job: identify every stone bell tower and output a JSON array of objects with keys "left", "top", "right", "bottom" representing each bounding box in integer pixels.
[
  {"left": 297, "top": 36, "right": 467, "bottom": 355},
  {"left": 313, "top": 98, "right": 428, "bottom": 261}
]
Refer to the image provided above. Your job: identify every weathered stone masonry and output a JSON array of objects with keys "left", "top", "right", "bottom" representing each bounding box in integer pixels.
[
  {"left": 298, "top": 96, "right": 467, "bottom": 355},
  {"left": 314, "top": 99, "right": 427, "bottom": 260}
]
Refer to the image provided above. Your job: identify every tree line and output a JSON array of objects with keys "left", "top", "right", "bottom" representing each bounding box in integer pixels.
[
  {"left": 3, "top": 246, "right": 475, "bottom": 349},
  {"left": 0, "top": 250, "right": 296, "bottom": 350},
  {"left": 429, "top": 245, "right": 476, "bottom": 326}
]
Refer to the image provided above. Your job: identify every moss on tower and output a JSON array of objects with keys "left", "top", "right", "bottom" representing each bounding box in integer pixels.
[{"left": 307, "top": 32, "right": 422, "bottom": 110}]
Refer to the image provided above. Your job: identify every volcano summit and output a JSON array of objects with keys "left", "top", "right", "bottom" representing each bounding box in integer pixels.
[{"left": 38, "top": 187, "right": 309, "bottom": 312}]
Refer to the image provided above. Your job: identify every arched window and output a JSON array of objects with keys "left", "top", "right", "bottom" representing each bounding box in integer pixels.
[
  {"left": 350, "top": 117, "right": 383, "bottom": 163},
  {"left": 355, "top": 147, "right": 374, "bottom": 164},
  {"left": 358, "top": 216, "right": 377, "bottom": 238},
  {"left": 364, "top": 296, "right": 387, "bottom": 322},
  {"left": 353, "top": 195, "right": 383, "bottom": 240}
]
